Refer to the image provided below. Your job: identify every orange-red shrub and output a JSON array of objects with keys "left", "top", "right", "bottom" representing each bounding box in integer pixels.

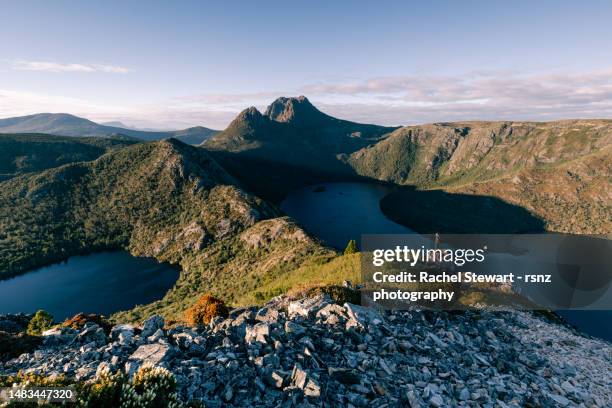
[
  {"left": 62, "top": 313, "right": 112, "bottom": 333},
  {"left": 184, "top": 294, "right": 229, "bottom": 325}
]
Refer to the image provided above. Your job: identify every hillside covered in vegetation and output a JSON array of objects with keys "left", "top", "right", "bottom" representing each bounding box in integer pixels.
[
  {"left": 347, "top": 120, "right": 611, "bottom": 233},
  {"left": 0, "top": 138, "right": 340, "bottom": 321},
  {"left": 0, "top": 133, "right": 135, "bottom": 181}
]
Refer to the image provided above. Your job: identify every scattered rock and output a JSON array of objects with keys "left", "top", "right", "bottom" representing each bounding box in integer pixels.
[
  {"left": 548, "top": 393, "right": 571, "bottom": 406},
  {"left": 284, "top": 321, "right": 306, "bottom": 337},
  {"left": 266, "top": 370, "right": 285, "bottom": 389},
  {"left": 2, "top": 296, "right": 611, "bottom": 407},
  {"left": 76, "top": 325, "right": 106, "bottom": 346},
  {"left": 41, "top": 327, "right": 77, "bottom": 346}
]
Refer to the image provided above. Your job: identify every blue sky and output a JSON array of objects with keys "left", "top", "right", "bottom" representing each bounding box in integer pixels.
[{"left": 1, "top": 0, "right": 611, "bottom": 129}]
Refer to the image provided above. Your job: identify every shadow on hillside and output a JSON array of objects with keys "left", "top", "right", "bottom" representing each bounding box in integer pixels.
[
  {"left": 204, "top": 149, "right": 546, "bottom": 233},
  {"left": 206, "top": 150, "right": 366, "bottom": 203},
  {"left": 380, "top": 187, "right": 546, "bottom": 234}
]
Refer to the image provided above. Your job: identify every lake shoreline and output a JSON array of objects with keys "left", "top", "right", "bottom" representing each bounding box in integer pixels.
[
  {"left": 281, "top": 181, "right": 611, "bottom": 342},
  {"left": 0, "top": 251, "right": 179, "bottom": 320}
]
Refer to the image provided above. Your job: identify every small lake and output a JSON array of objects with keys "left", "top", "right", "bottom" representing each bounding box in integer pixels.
[
  {"left": 0, "top": 251, "right": 179, "bottom": 320},
  {"left": 281, "top": 182, "right": 611, "bottom": 342}
]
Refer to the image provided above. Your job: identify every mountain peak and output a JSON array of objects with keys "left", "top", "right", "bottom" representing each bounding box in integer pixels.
[
  {"left": 221, "top": 106, "right": 268, "bottom": 133},
  {"left": 17, "top": 112, "right": 94, "bottom": 124},
  {"left": 241, "top": 106, "right": 264, "bottom": 119},
  {"left": 264, "top": 96, "right": 327, "bottom": 125},
  {"left": 0, "top": 112, "right": 99, "bottom": 134},
  {"left": 227, "top": 106, "right": 267, "bottom": 129}
]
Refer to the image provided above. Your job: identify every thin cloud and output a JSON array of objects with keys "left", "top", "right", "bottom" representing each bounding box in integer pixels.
[
  {"left": 0, "top": 88, "right": 135, "bottom": 120},
  {"left": 0, "top": 88, "right": 234, "bottom": 130},
  {"left": 1, "top": 68, "right": 611, "bottom": 129},
  {"left": 11, "top": 60, "right": 131, "bottom": 74},
  {"left": 300, "top": 69, "right": 612, "bottom": 124}
]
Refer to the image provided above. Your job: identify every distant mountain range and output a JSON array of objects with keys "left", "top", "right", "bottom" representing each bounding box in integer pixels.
[{"left": 0, "top": 113, "right": 219, "bottom": 145}]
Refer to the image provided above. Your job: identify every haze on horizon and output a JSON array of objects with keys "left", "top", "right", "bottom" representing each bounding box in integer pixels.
[{"left": 1, "top": 0, "right": 612, "bottom": 130}]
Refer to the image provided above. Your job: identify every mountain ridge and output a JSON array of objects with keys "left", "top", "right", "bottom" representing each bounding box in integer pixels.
[
  {"left": 0, "top": 113, "right": 219, "bottom": 145},
  {"left": 0, "top": 139, "right": 266, "bottom": 278},
  {"left": 0, "top": 133, "right": 136, "bottom": 181},
  {"left": 348, "top": 119, "right": 612, "bottom": 233}
]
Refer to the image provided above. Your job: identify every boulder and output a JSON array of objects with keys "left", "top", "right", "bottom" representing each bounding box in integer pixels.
[
  {"left": 291, "top": 365, "right": 321, "bottom": 398},
  {"left": 141, "top": 315, "right": 164, "bottom": 338},
  {"left": 245, "top": 323, "right": 269, "bottom": 344},
  {"left": 125, "top": 343, "right": 173, "bottom": 377},
  {"left": 284, "top": 321, "right": 306, "bottom": 337},
  {"left": 147, "top": 328, "right": 165, "bottom": 343},
  {"left": 288, "top": 295, "right": 328, "bottom": 319},
  {"left": 344, "top": 303, "right": 383, "bottom": 327},
  {"left": 76, "top": 325, "right": 106, "bottom": 346},
  {"left": 41, "top": 327, "right": 77, "bottom": 346},
  {"left": 110, "top": 324, "right": 135, "bottom": 341}
]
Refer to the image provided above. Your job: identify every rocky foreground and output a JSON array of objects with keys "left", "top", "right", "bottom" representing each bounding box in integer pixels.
[{"left": 1, "top": 296, "right": 611, "bottom": 407}]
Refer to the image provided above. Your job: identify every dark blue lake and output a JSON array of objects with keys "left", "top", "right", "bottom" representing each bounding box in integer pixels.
[
  {"left": 0, "top": 251, "right": 178, "bottom": 320},
  {"left": 281, "top": 182, "right": 412, "bottom": 250},
  {"left": 281, "top": 182, "right": 611, "bottom": 342}
]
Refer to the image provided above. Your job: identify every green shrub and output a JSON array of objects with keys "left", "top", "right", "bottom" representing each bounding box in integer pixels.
[
  {"left": 77, "top": 370, "right": 124, "bottom": 408},
  {"left": 76, "top": 364, "right": 194, "bottom": 408},
  {"left": 0, "top": 371, "right": 69, "bottom": 388},
  {"left": 27, "top": 310, "right": 54, "bottom": 335}
]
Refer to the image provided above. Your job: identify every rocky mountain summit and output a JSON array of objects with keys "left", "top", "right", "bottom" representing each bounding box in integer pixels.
[
  {"left": 205, "top": 96, "right": 396, "bottom": 159},
  {"left": 265, "top": 96, "right": 323, "bottom": 124},
  {"left": 2, "top": 294, "right": 610, "bottom": 407},
  {"left": 263, "top": 96, "right": 363, "bottom": 128},
  {"left": 203, "top": 96, "right": 398, "bottom": 200}
]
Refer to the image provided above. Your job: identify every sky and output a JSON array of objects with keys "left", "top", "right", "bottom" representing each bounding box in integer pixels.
[{"left": 1, "top": 0, "right": 612, "bottom": 130}]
